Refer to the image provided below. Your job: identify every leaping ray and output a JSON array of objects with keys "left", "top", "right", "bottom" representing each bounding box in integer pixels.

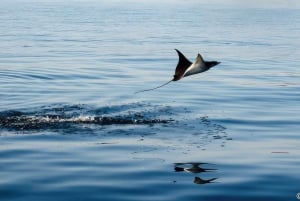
[{"left": 135, "top": 49, "right": 220, "bottom": 94}]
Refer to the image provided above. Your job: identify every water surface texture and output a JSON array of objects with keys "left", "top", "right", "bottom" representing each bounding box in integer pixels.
[{"left": 1, "top": 1, "right": 300, "bottom": 201}]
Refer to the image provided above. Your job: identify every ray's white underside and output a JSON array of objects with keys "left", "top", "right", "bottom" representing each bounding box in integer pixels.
[{"left": 183, "top": 55, "right": 206, "bottom": 77}]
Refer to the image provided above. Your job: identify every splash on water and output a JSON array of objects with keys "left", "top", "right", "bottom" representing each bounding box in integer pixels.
[{"left": 0, "top": 103, "right": 173, "bottom": 131}]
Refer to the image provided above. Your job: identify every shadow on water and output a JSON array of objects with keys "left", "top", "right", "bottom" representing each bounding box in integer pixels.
[{"left": 174, "top": 162, "right": 218, "bottom": 185}]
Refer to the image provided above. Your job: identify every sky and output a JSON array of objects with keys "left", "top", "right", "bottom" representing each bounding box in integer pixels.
[
  {"left": 3, "top": 0, "right": 300, "bottom": 9},
  {"left": 94, "top": 0, "right": 300, "bottom": 9}
]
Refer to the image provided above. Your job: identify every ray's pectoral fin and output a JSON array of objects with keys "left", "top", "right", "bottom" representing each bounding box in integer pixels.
[
  {"left": 195, "top": 53, "right": 205, "bottom": 65},
  {"left": 173, "top": 49, "right": 192, "bottom": 81},
  {"left": 183, "top": 53, "right": 206, "bottom": 77}
]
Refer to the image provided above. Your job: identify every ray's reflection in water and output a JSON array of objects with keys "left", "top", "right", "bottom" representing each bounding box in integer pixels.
[{"left": 174, "top": 162, "right": 218, "bottom": 185}]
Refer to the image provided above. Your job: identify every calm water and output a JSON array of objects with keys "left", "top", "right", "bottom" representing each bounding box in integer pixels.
[{"left": 1, "top": 1, "right": 300, "bottom": 200}]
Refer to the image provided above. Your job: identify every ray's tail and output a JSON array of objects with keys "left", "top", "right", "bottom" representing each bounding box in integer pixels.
[{"left": 135, "top": 80, "right": 173, "bottom": 94}]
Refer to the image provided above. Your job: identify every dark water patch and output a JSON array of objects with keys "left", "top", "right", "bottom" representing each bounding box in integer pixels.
[
  {"left": 0, "top": 103, "right": 230, "bottom": 151},
  {"left": 0, "top": 103, "right": 174, "bottom": 132},
  {"left": 0, "top": 115, "right": 171, "bottom": 130}
]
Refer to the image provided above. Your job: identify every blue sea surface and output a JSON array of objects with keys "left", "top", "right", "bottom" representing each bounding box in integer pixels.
[{"left": 1, "top": 1, "right": 300, "bottom": 200}]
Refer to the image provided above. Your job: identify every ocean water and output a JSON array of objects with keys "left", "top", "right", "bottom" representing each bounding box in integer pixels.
[{"left": 1, "top": 1, "right": 300, "bottom": 200}]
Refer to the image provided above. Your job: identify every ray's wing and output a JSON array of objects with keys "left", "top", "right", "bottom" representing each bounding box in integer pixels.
[
  {"left": 195, "top": 53, "right": 205, "bottom": 65},
  {"left": 173, "top": 49, "right": 192, "bottom": 81},
  {"left": 184, "top": 53, "right": 206, "bottom": 77}
]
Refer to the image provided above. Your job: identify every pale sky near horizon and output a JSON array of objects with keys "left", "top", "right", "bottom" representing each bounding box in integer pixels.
[
  {"left": 102, "top": 0, "right": 300, "bottom": 8},
  {"left": 3, "top": 0, "right": 300, "bottom": 9},
  {"left": 112, "top": 0, "right": 298, "bottom": 9}
]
